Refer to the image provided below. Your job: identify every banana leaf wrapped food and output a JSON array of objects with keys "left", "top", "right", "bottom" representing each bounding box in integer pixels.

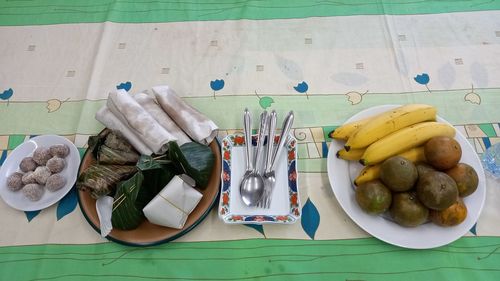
[
  {"left": 98, "top": 144, "right": 140, "bottom": 165},
  {"left": 79, "top": 126, "right": 216, "bottom": 230},
  {"left": 107, "top": 141, "right": 215, "bottom": 230},
  {"left": 86, "top": 130, "right": 140, "bottom": 165},
  {"left": 104, "top": 131, "right": 136, "bottom": 153},
  {"left": 77, "top": 164, "right": 137, "bottom": 199},
  {"left": 169, "top": 141, "right": 215, "bottom": 189}
]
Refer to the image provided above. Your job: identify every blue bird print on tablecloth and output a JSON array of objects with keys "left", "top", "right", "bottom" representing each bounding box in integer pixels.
[
  {"left": 294, "top": 81, "right": 309, "bottom": 99},
  {"left": 0, "top": 88, "right": 14, "bottom": 105},
  {"left": 414, "top": 73, "right": 431, "bottom": 93},
  {"left": 116, "top": 81, "right": 132, "bottom": 92},
  {"left": 210, "top": 79, "right": 225, "bottom": 99}
]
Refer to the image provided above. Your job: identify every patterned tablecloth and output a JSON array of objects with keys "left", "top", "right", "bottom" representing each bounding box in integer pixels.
[{"left": 1, "top": 1, "right": 500, "bottom": 280}]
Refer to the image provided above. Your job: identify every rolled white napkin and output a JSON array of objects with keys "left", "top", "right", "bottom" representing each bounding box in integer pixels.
[
  {"left": 143, "top": 175, "right": 203, "bottom": 229},
  {"left": 153, "top": 85, "right": 218, "bottom": 145},
  {"left": 107, "top": 90, "right": 177, "bottom": 154},
  {"left": 96, "top": 196, "right": 114, "bottom": 237},
  {"left": 95, "top": 105, "right": 153, "bottom": 155},
  {"left": 133, "top": 92, "right": 191, "bottom": 145}
]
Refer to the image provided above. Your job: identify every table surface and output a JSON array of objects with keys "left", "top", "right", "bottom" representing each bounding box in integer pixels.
[{"left": 1, "top": 1, "right": 500, "bottom": 280}]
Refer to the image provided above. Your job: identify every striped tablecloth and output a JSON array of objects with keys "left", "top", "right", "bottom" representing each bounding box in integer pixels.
[{"left": 1, "top": 1, "right": 500, "bottom": 280}]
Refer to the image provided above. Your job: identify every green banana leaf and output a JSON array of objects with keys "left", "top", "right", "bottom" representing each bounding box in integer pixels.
[
  {"left": 134, "top": 154, "right": 175, "bottom": 210},
  {"left": 110, "top": 156, "right": 176, "bottom": 230},
  {"left": 136, "top": 154, "right": 172, "bottom": 171},
  {"left": 168, "top": 141, "right": 215, "bottom": 189},
  {"left": 111, "top": 171, "right": 145, "bottom": 230},
  {"left": 86, "top": 135, "right": 215, "bottom": 230}
]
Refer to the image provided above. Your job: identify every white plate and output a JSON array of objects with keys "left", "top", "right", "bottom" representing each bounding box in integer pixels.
[
  {"left": 218, "top": 133, "right": 301, "bottom": 224},
  {"left": 327, "top": 105, "right": 486, "bottom": 249},
  {"left": 0, "top": 135, "right": 81, "bottom": 211}
]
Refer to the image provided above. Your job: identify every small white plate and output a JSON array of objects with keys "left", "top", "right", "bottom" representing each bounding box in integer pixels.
[
  {"left": 218, "top": 133, "right": 300, "bottom": 224},
  {"left": 0, "top": 135, "right": 81, "bottom": 211},
  {"left": 327, "top": 105, "right": 486, "bottom": 249}
]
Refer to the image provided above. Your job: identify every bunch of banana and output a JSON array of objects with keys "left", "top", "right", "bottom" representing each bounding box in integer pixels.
[
  {"left": 344, "top": 104, "right": 437, "bottom": 150},
  {"left": 333, "top": 104, "right": 456, "bottom": 185}
]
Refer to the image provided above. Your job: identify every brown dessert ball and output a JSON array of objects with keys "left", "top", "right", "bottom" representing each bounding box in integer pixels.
[
  {"left": 7, "top": 172, "right": 24, "bottom": 191},
  {"left": 46, "top": 157, "right": 66, "bottom": 173},
  {"left": 22, "top": 184, "right": 45, "bottom": 201},
  {"left": 19, "top": 157, "right": 37, "bottom": 172},
  {"left": 33, "top": 147, "right": 52, "bottom": 165},
  {"left": 33, "top": 166, "right": 51, "bottom": 185},
  {"left": 22, "top": 171, "right": 37, "bottom": 185},
  {"left": 46, "top": 174, "right": 66, "bottom": 192},
  {"left": 49, "top": 144, "right": 70, "bottom": 158}
]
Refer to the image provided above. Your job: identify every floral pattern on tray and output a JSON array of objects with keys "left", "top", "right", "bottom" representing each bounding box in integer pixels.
[{"left": 219, "top": 133, "right": 300, "bottom": 224}]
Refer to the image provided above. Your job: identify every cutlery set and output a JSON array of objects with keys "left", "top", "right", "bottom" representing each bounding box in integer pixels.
[{"left": 239, "top": 108, "right": 294, "bottom": 208}]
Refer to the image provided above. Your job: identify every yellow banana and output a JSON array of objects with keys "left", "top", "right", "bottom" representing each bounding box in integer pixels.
[
  {"left": 336, "top": 148, "right": 365, "bottom": 161},
  {"left": 360, "top": 122, "right": 455, "bottom": 166},
  {"left": 398, "top": 146, "right": 427, "bottom": 163},
  {"left": 345, "top": 104, "right": 437, "bottom": 150},
  {"left": 354, "top": 165, "right": 381, "bottom": 186},
  {"left": 329, "top": 117, "right": 370, "bottom": 141},
  {"left": 353, "top": 146, "right": 426, "bottom": 186}
]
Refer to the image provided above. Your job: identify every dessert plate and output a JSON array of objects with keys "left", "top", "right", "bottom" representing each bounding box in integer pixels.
[{"left": 0, "top": 135, "right": 80, "bottom": 211}]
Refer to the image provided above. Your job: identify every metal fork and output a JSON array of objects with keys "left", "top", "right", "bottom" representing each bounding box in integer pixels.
[
  {"left": 258, "top": 110, "right": 294, "bottom": 208},
  {"left": 257, "top": 110, "right": 277, "bottom": 208}
]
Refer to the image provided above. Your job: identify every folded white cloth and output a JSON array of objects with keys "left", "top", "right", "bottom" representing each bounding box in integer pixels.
[
  {"left": 107, "top": 90, "right": 177, "bottom": 154},
  {"left": 133, "top": 92, "right": 191, "bottom": 145},
  {"left": 95, "top": 105, "right": 153, "bottom": 155},
  {"left": 143, "top": 175, "right": 203, "bottom": 229},
  {"left": 153, "top": 85, "right": 218, "bottom": 145},
  {"left": 96, "top": 196, "right": 114, "bottom": 237}
]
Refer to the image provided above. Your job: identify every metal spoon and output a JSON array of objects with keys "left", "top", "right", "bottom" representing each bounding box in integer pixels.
[
  {"left": 239, "top": 109, "right": 266, "bottom": 207},
  {"left": 262, "top": 110, "right": 294, "bottom": 208}
]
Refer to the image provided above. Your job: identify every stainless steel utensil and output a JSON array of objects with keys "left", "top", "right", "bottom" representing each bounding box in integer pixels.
[
  {"left": 260, "top": 110, "right": 294, "bottom": 208},
  {"left": 254, "top": 111, "right": 269, "bottom": 175},
  {"left": 239, "top": 109, "right": 266, "bottom": 207},
  {"left": 257, "top": 110, "right": 277, "bottom": 208}
]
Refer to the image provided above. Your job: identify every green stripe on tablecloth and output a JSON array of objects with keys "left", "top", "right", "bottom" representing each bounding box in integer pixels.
[
  {"left": 298, "top": 159, "right": 326, "bottom": 173},
  {"left": 7, "top": 135, "right": 25, "bottom": 150},
  {"left": 1, "top": 89, "right": 499, "bottom": 135},
  {"left": 0, "top": 0, "right": 500, "bottom": 26},
  {"left": 0, "top": 237, "right": 499, "bottom": 281},
  {"left": 478, "top": 124, "right": 497, "bottom": 137}
]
